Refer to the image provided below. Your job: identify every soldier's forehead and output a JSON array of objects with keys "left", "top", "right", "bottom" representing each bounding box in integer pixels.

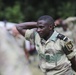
[{"left": 37, "top": 20, "right": 48, "bottom": 26}]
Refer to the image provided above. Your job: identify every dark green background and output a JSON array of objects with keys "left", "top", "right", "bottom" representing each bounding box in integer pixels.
[{"left": 0, "top": 0, "right": 76, "bottom": 23}]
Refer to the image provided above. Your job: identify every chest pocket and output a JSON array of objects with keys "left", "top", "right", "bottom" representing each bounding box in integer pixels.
[
  {"left": 45, "top": 51, "right": 64, "bottom": 63},
  {"left": 45, "top": 40, "right": 64, "bottom": 63}
]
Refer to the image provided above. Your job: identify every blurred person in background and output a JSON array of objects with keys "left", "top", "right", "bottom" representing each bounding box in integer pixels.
[
  {"left": 16, "top": 15, "right": 76, "bottom": 75},
  {"left": 10, "top": 26, "right": 30, "bottom": 59},
  {"left": 54, "top": 18, "right": 73, "bottom": 41},
  {"left": 8, "top": 26, "right": 32, "bottom": 75},
  {"left": 55, "top": 17, "right": 76, "bottom": 48},
  {"left": 0, "top": 26, "right": 32, "bottom": 75}
]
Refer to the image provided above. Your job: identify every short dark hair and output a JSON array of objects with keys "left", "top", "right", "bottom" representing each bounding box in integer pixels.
[{"left": 38, "top": 15, "right": 55, "bottom": 26}]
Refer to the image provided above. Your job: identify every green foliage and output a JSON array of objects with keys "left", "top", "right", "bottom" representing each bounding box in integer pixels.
[
  {"left": 0, "top": 2, "right": 24, "bottom": 23},
  {"left": 4, "top": 3, "right": 24, "bottom": 23},
  {"left": 0, "top": 0, "right": 76, "bottom": 22},
  {"left": 57, "top": 2, "right": 75, "bottom": 19},
  {"left": 23, "top": 5, "right": 36, "bottom": 21}
]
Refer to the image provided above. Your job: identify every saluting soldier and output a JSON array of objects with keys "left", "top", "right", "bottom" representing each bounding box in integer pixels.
[{"left": 16, "top": 15, "right": 76, "bottom": 75}]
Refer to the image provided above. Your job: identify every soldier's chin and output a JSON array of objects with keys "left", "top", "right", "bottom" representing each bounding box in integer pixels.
[
  {"left": 38, "top": 33, "right": 43, "bottom": 37},
  {"left": 40, "top": 35, "right": 43, "bottom": 38}
]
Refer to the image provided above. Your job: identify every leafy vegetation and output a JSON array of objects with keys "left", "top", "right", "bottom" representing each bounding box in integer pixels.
[{"left": 0, "top": 0, "right": 76, "bottom": 23}]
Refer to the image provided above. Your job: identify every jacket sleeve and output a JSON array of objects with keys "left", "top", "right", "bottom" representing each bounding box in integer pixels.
[{"left": 57, "top": 33, "right": 76, "bottom": 72}]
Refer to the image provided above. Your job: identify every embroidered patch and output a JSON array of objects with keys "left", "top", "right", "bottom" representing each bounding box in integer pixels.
[{"left": 65, "top": 41, "right": 73, "bottom": 51}]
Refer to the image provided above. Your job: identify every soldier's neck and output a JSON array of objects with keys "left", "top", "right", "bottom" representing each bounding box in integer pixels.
[{"left": 44, "top": 30, "right": 54, "bottom": 41}]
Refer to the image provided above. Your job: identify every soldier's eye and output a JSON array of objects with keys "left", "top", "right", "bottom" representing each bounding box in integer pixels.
[{"left": 40, "top": 26, "right": 44, "bottom": 28}]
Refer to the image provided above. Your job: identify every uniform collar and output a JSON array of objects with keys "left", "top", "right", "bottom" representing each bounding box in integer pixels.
[
  {"left": 40, "top": 31, "right": 59, "bottom": 44},
  {"left": 50, "top": 31, "right": 59, "bottom": 41},
  {"left": 46, "top": 31, "right": 59, "bottom": 43}
]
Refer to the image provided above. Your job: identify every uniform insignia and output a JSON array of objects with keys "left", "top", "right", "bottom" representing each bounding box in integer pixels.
[
  {"left": 57, "top": 33, "right": 68, "bottom": 41},
  {"left": 65, "top": 41, "right": 73, "bottom": 51}
]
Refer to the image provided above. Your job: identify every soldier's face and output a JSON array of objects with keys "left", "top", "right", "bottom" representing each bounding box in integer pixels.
[{"left": 37, "top": 20, "right": 51, "bottom": 38}]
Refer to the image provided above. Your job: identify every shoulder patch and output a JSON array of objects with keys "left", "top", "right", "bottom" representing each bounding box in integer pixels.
[
  {"left": 57, "top": 33, "right": 68, "bottom": 41},
  {"left": 65, "top": 41, "right": 73, "bottom": 51}
]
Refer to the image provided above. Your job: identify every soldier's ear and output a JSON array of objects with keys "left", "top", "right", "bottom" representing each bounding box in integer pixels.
[
  {"left": 49, "top": 25, "right": 51, "bottom": 29},
  {"left": 49, "top": 25, "right": 53, "bottom": 30}
]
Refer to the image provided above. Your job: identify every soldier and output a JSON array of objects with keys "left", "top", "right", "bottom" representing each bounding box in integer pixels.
[
  {"left": 11, "top": 26, "right": 30, "bottom": 59},
  {"left": 9, "top": 26, "right": 33, "bottom": 75},
  {"left": 0, "top": 26, "right": 32, "bottom": 75},
  {"left": 16, "top": 15, "right": 76, "bottom": 75},
  {"left": 55, "top": 18, "right": 72, "bottom": 39}
]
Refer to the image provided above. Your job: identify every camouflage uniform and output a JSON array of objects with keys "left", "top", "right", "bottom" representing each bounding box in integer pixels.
[
  {"left": 72, "top": 25, "right": 76, "bottom": 48},
  {"left": 25, "top": 29, "right": 76, "bottom": 75},
  {"left": 0, "top": 27, "right": 32, "bottom": 75}
]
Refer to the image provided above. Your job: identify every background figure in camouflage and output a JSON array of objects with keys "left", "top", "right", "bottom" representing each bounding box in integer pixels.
[{"left": 0, "top": 27, "right": 32, "bottom": 75}]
